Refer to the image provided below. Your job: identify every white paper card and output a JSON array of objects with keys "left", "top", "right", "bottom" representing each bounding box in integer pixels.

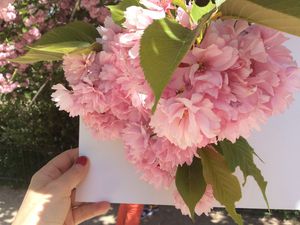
[
  {"left": 76, "top": 36, "right": 300, "bottom": 209},
  {"left": 76, "top": 127, "right": 174, "bottom": 205}
]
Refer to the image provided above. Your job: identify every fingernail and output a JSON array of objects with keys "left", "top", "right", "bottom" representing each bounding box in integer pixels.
[{"left": 76, "top": 156, "right": 88, "bottom": 166}]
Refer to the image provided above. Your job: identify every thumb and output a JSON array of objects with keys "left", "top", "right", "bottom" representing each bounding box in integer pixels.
[{"left": 53, "top": 156, "right": 89, "bottom": 192}]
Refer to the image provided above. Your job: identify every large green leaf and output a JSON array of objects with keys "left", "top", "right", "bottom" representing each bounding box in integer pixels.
[
  {"left": 33, "top": 21, "right": 99, "bottom": 45},
  {"left": 10, "top": 49, "right": 63, "bottom": 64},
  {"left": 217, "top": 137, "right": 269, "bottom": 210},
  {"left": 220, "top": 0, "right": 300, "bottom": 36},
  {"left": 215, "top": 0, "right": 226, "bottom": 7},
  {"left": 175, "top": 157, "right": 206, "bottom": 220},
  {"left": 140, "top": 18, "right": 202, "bottom": 111},
  {"left": 29, "top": 41, "right": 91, "bottom": 54},
  {"left": 108, "top": 0, "right": 140, "bottom": 26},
  {"left": 191, "top": 1, "right": 216, "bottom": 23},
  {"left": 11, "top": 21, "right": 100, "bottom": 64},
  {"left": 199, "top": 147, "right": 243, "bottom": 225}
]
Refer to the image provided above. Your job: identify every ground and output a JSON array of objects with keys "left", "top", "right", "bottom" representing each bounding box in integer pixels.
[{"left": 0, "top": 186, "right": 299, "bottom": 225}]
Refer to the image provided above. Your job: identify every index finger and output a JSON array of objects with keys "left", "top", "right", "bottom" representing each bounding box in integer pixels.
[{"left": 39, "top": 148, "right": 79, "bottom": 180}]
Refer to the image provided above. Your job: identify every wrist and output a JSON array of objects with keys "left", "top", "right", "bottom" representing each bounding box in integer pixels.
[{"left": 12, "top": 190, "right": 52, "bottom": 225}]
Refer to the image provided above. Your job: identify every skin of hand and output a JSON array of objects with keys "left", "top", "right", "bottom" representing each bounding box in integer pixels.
[{"left": 12, "top": 148, "right": 111, "bottom": 225}]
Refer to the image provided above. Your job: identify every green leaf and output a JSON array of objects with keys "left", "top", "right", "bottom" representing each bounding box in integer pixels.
[
  {"left": 175, "top": 157, "right": 206, "bottom": 221},
  {"left": 191, "top": 1, "right": 215, "bottom": 23},
  {"left": 199, "top": 147, "right": 243, "bottom": 225},
  {"left": 29, "top": 41, "right": 91, "bottom": 54},
  {"left": 140, "top": 18, "right": 202, "bottom": 112},
  {"left": 172, "top": 0, "right": 188, "bottom": 12},
  {"left": 215, "top": 0, "right": 226, "bottom": 7},
  {"left": 220, "top": 0, "right": 300, "bottom": 37},
  {"left": 108, "top": 0, "right": 140, "bottom": 26},
  {"left": 33, "top": 21, "right": 99, "bottom": 45},
  {"left": 70, "top": 42, "right": 102, "bottom": 54},
  {"left": 217, "top": 137, "right": 269, "bottom": 210},
  {"left": 11, "top": 22, "right": 100, "bottom": 64},
  {"left": 10, "top": 49, "right": 63, "bottom": 64}
]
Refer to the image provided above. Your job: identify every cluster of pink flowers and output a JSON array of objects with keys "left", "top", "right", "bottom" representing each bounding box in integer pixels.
[
  {"left": 81, "top": 0, "right": 110, "bottom": 24},
  {"left": 1, "top": 0, "right": 115, "bottom": 94},
  {"left": 0, "top": 73, "right": 19, "bottom": 93},
  {"left": 0, "top": 42, "right": 19, "bottom": 93},
  {"left": 0, "top": 0, "right": 16, "bottom": 22},
  {"left": 23, "top": 8, "right": 48, "bottom": 28},
  {"left": 0, "top": 43, "right": 15, "bottom": 66},
  {"left": 51, "top": 0, "right": 300, "bottom": 216},
  {"left": 16, "top": 28, "right": 41, "bottom": 53},
  {"left": 1, "top": 0, "right": 71, "bottom": 94}
]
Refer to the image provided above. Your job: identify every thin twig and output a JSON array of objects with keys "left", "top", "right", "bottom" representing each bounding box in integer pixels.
[
  {"left": 29, "top": 78, "right": 49, "bottom": 106},
  {"left": 70, "top": 0, "right": 81, "bottom": 21},
  {"left": 11, "top": 68, "right": 18, "bottom": 80}
]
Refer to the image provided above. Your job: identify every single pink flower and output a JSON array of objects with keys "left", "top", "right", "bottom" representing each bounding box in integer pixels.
[
  {"left": 63, "top": 53, "right": 96, "bottom": 85},
  {"left": 150, "top": 94, "right": 220, "bottom": 149},
  {"left": 123, "top": 6, "right": 165, "bottom": 30}
]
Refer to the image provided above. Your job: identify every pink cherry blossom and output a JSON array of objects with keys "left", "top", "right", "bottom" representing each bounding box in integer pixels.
[
  {"left": 0, "top": 73, "right": 19, "bottom": 93},
  {"left": 51, "top": 83, "right": 108, "bottom": 117},
  {"left": 174, "top": 185, "right": 215, "bottom": 216},
  {"left": 0, "top": 0, "right": 14, "bottom": 9},
  {"left": 63, "top": 53, "right": 96, "bottom": 85},
  {"left": 0, "top": 3, "right": 16, "bottom": 22},
  {"left": 150, "top": 94, "right": 220, "bottom": 149},
  {"left": 51, "top": 0, "right": 300, "bottom": 215},
  {"left": 122, "top": 122, "right": 174, "bottom": 188},
  {"left": 83, "top": 111, "right": 125, "bottom": 140},
  {"left": 140, "top": 0, "right": 173, "bottom": 13},
  {"left": 123, "top": 6, "right": 165, "bottom": 30},
  {"left": 151, "top": 136, "right": 197, "bottom": 172}
]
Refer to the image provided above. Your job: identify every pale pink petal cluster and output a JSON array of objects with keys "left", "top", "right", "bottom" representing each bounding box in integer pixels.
[
  {"left": 0, "top": 0, "right": 14, "bottom": 9},
  {"left": 151, "top": 19, "right": 300, "bottom": 146},
  {"left": 122, "top": 123, "right": 174, "bottom": 188},
  {"left": 0, "top": 73, "right": 19, "bottom": 93},
  {"left": 0, "top": 2, "right": 16, "bottom": 22},
  {"left": 63, "top": 53, "right": 97, "bottom": 85},
  {"left": 81, "top": 0, "right": 110, "bottom": 23},
  {"left": 174, "top": 185, "right": 215, "bottom": 216},
  {"left": 51, "top": 1, "right": 300, "bottom": 217},
  {"left": 122, "top": 122, "right": 197, "bottom": 188},
  {"left": 150, "top": 94, "right": 220, "bottom": 149}
]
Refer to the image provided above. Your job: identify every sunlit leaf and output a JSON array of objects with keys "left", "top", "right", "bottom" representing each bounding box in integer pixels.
[
  {"left": 190, "top": 1, "right": 215, "bottom": 23},
  {"left": 199, "top": 147, "right": 243, "bottom": 225},
  {"left": 29, "top": 41, "right": 91, "bottom": 54},
  {"left": 215, "top": 0, "right": 226, "bottom": 7},
  {"left": 10, "top": 49, "right": 62, "bottom": 64},
  {"left": 11, "top": 22, "right": 99, "bottom": 64},
  {"left": 33, "top": 21, "right": 99, "bottom": 45},
  {"left": 217, "top": 137, "right": 269, "bottom": 210},
  {"left": 108, "top": 0, "right": 140, "bottom": 26},
  {"left": 220, "top": 0, "right": 300, "bottom": 36},
  {"left": 140, "top": 18, "right": 202, "bottom": 112}
]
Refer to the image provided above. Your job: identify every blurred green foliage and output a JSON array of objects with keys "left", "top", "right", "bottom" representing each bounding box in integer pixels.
[
  {"left": 0, "top": 0, "right": 99, "bottom": 187},
  {"left": 0, "top": 62, "right": 79, "bottom": 187}
]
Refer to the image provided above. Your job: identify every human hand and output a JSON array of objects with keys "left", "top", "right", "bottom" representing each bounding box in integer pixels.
[{"left": 13, "top": 148, "right": 110, "bottom": 225}]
